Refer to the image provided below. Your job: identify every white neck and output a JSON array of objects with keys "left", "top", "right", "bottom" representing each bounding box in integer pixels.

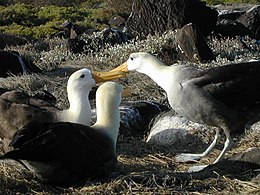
[
  {"left": 59, "top": 89, "right": 91, "bottom": 126},
  {"left": 92, "top": 98, "right": 120, "bottom": 148},
  {"left": 139, "top": 58, "right": 173, "bottom": 92}
]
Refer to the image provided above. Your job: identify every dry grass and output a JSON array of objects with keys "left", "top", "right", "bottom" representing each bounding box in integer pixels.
[
  {"left": 0, "top": 130, "right": 259, "bottom": 194},
  {"left": 0, "top": 31, "right": 259, "bottom": 194}
]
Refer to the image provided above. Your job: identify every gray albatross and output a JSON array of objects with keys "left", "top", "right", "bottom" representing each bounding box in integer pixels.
[
  {"left": 111, "top": 52, "right": 260, "bottom": 171},
  {"left": 0, "top": 68, "right": 125, "bottom": 145},
  {"left": 0, "top": 81, "right": 122, "bottom": 187}
]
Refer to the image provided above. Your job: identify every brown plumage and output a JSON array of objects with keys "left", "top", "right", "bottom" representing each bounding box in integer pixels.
[
  {"left": 0, "top": 90, "right": 57, "bottom": 142},
  {"left": 0, "top": 82, "right": 122, "bottom": 187}
]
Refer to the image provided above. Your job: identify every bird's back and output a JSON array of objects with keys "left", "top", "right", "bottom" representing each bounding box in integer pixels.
[
  {"left": 1, "top": 121, "right": 117, "bottom": 186},
  {"left": 168, "top": 61, "right": 260, "bottom": 133},
  {"left": 0, "top": 91, "right": 57, "bottom": 141}
]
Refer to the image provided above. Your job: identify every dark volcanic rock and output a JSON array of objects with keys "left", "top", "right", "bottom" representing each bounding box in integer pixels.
[
  {"left": 82, "top": 28, "right": 128, "bottom": 54},
  {"left": 0, "top": 50, "right": 42, "bottom": 77},
  {"left": 237, "top": 5, "right": 260, "bottom": 39},
  {"left": 125, "top": 0, "right": 218, "bottom": 38},
  {"left": 215, "top": 4, "right": 260, "bottom": 38},
  {"left": 215, "top": 19, "right": 253, "bottom": 37},
  {"left": 175, "top": 23, "right": 214, "bottom": 62},
  {"left": 0, "top": 34, "right": 29, "bottom": 49},
  {"left": 158, "top": 23, "right": 214, "bottom": 64}
]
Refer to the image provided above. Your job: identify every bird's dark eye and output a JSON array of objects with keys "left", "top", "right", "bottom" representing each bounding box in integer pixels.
[
  {"left": 80, "top": 74, "right": 85, "bottom": 78},
  {"left": 130, "top": 57, "right": 134, "bottom": 61}
]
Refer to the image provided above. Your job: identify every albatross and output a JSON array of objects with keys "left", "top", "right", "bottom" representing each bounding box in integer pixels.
[
  {"left": 0, "top": 81, "right": 122, "bottom": 187},
  {"left": 0, "top": 68, "right": 125, "bottom": 145},
  {"left": 111, "top": 52, "right": 260, "bottom": 171}
]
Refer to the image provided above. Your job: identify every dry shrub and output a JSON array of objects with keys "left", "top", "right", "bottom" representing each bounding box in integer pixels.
[{"left": 0, "top": 30, "right": 259, "bottom": 194}]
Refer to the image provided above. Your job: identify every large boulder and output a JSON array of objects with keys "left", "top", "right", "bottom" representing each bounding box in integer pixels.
[
  {"left": 237, "top": 5, "right": 260, "bottom": 39},
  {"left": 0, "top": 34, "right": 29, "bottom": 49},
  {"left": 175, "top": 23, "right": 214, "bottom": 62},
  {"left": 215, "top": 19, "right": 253, "bottom": 37},
  {"left": 0, "top": 50, "right": 42, "bottom": 77},
  {"left": 81, "top": 28, "right": 128, "bottom": 54},
  {"left": 125, "top": 0, "right": 218, "bottom": 38},
  {"left": 214, "top": 4, "right": 259, "bottom": 38},
  {"left": 158, "top": 23, "right": 215, "bottom": 64}
]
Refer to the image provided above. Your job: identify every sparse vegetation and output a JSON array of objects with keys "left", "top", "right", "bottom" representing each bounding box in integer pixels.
[
  {"left": 1, "top": 30, "right": 260, "bottom": 194},
  {"left": 0, "top": 0, "right": 259, "bottom": 39},
  {"left": 0, "top": 0, "right": 259, "bottom": 194},
  {"left": 0, "top": 0, "right": 133, "bottom": 39}
]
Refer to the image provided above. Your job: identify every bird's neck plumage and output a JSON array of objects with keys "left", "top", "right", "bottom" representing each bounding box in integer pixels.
[
  {"left": 60, "top": 89, "right": 91, "bottom": 126},
  {"left": 140, "top": 59, "right": 174, "bottom": 92},
  {"left": 93, "top": 98, "right": 120, "bottom": 148}
]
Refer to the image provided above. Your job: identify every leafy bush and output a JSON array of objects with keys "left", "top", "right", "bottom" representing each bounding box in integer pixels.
[
  {"left": 1, "top": 0, "right": 258, "bottom": 39},
  {"left": 0, "top": 22, "right": 59, "bottom": 39},
  {"left": 12, "top": 0, "right": 89, "bottom": 7},
  {"left": 37, "top": 6, "right": 88, "bottom": 22},
  {"left": 205, "top": 0, "right": 260, "bottom": 5},
  {"left": 0, "top": 3, "right": 39, "bottom": 26},
  {"left": 0, "top": 1, "right": 130, "bottom": 39}
]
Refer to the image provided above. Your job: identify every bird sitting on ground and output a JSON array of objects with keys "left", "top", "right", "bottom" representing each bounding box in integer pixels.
[
  {"left": 0, "top": 82, "right": 122, "bottom": 187},
  {"left": 0, "top": 68, "right": 125, "bottom": 149},
  {"left": 110, "top": 52, "right": 260, "bottom": 171}
]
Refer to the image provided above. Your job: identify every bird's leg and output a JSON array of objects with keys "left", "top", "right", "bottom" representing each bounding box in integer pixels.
[
  {"left": 187, "top": 128, "right": 232, "bottom": 172},
  {"left": 213, "top": 129, "right": 231, "bottom": 163},
  {"left": 175, "top": 128, "right": 220, "bottom": 162}
]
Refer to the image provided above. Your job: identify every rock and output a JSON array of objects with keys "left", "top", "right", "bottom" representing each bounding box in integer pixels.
[
  {"left": 51, "top": 20, "right": 82, "bottom": 39},
  {"left": 82, "top": 27, "right": 128, "bottom": 54},
  {"left": 108, "top": 14, "right": 126, "bottom": 29},
  {"left": 175, "top": 23, "right": 214, "bottom": 62},
  {"left": 158, "top": 23, "right": 215, "bottom": 64},
  {"left": 229, "top": 147, "right": 260, "bottom": 165},
  {"left": 125, "top": 0, "right": 218, "bottom": 38},
  {"left": 146, "top": 111, "right": 189, "bottom": 145},
  {"left": 92, "top": 101, "right": 169, "bottom": 137},
  {"left": 217, "top": 9, "right": 245, "bottom": 21},
  {"left": 101, "top": 28, "right": 128, "bottom": 45},
  {"left": 0, "top": 50, "right": 42, "bottom": 77},
  {"left": 214, "top": 4, "right": 260, "bottom": 38},
  {"left": 146, "top": 110, "right": 218, "bottom": 146},
  {"left": 65, "top": 38, "right": 86, "bottom": 54},
  {"left": 237, "top": 5, "right": 260, "bottom": 39},
  {"left": 0, "top": 33, "right": 29, "bottom": 48},
  {"left": 215, "top": 19, "right": 253, "bottom": 37}
]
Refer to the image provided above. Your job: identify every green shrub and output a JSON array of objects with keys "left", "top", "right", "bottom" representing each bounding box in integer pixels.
[
  {"left": 205, "top": 0, "right": 260, "bottom": 5},
  {"left": 0, "top": 23, "right": 35, "bottom": 38},
  {"left": 12, "top": 0, "right": 88, "bottom": 7},
  {"left": 37, "top": 6, "right": 88, "bottom": 22},
  {"left": 0, "top": 21, "right": 60, "bottom": 39},
  {"left": 0, "top": 3, "right": 40, "bottom": 26}
]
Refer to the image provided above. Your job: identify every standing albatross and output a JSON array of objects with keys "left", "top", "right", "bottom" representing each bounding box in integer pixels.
[
  {"left": 0, "top": 82, "right": 122, "bottom": 187},
  {"left": 0, "top": 68, "right": 125, "bottom": 145},
  {"left": 111, "top": 52, "right": 260, "bottom": 171}
]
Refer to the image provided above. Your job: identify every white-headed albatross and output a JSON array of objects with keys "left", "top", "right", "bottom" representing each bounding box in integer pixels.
[
  {"left": 111, "top": 52, "right": 260, "bottom": 171},
  {"left": 0, "top": 68, "right": 125, "bottom": 145},
  {"left": 0, "top": 81, "right": 122, "bottom": 187}
]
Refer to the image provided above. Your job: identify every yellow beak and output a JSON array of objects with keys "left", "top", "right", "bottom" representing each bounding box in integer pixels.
[
  {"left": 109, "top": 61, "right": 129, "bottom": 73},
  {"left": 91, "top": 70, "right": 127, "bottom": 83}
]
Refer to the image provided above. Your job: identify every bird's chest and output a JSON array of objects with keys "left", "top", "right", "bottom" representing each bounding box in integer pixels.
[{"left": 167, "top": 84, "right": 206, "bottom": 123}]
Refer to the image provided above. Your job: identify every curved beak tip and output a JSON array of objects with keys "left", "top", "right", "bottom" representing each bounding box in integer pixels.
[{"left": 109, "top": 62, "right": 129, "bottom": 73}]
